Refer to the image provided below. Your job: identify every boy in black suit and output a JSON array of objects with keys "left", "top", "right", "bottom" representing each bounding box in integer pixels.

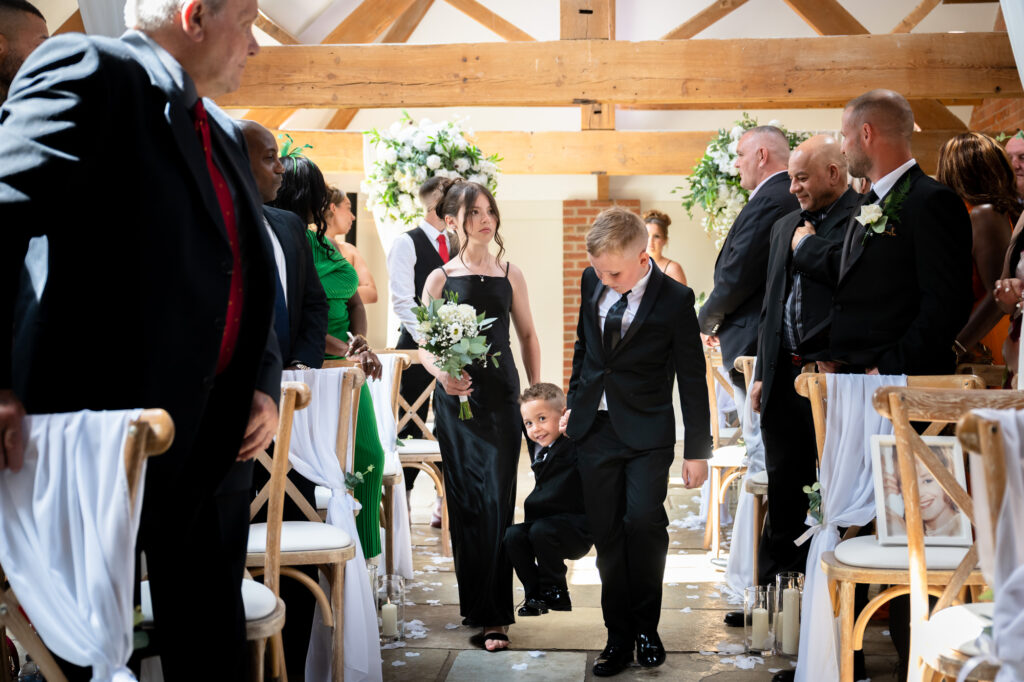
[
  {"left": 563, "top": 207, "right": 712, "bottom": 677},
  {"left": 504, "top": 383, "right": 592, "bottom": 617}
]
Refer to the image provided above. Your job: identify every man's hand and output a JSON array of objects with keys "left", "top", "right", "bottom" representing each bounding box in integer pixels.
[
  {"left": 700, "top": 333, "right": 720, "bottom": 349},
  {"left": 749, "top": 380, "right": 763, "bottom": 414},
  {"left": 559, "top": 409, "right": 571, "bottom": 435},
  {"left": 0, "top": 390, "right": 25, "bottom": 472},
  {"left": 238, "top": 390, "right": 278, "bottom": 462},
  {"left": 816, "top": 360, "right": 840, "bottom": 373},
  {"left": 791, "top": 222, "right": 815, "bottom": 251},
  {"left": 681, "top": 459, "right": 708, "bottom": 489}
]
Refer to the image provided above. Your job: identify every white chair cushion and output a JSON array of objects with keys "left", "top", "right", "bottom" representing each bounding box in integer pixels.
[
  {"left": 383, "top": 452, "right": 399, "bottom": 476},
  {"left": 710, "top": 445, "right": 746, "bottom": 468},
  {"left": 248, "top": 521, "right": 352, "bottom": 553},
  {"left": 919, "top": 602, "right": 994, "bottom": 659},
  {"left": 397, "top": 438, "right": 441, "bottom": 455},
  {"left": 140, "top": 578, "right": 278, "bottom": 623},
  {"left": 750, "top": 470, "right": 768, "bottom": 485},
  {"left": 834, "top": 535, "right": 971, "bottom": 570},
  {"left": 315, "top": 485, "right": 331, "bottom": 510}
]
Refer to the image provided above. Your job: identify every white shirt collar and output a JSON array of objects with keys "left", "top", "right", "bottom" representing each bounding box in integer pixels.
[
  {"left": 419, "top": 221, "right": 445, "bottom": 243},
  {"left": 871, "top": 158, "right": 917, "bottom": 202},
  {"left": 748, "top": 169, "right": 788, "bottom": 201}
]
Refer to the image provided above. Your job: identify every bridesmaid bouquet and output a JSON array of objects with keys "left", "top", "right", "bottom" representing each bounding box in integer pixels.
[{"left": 413, "top": 292, "right": 500, "bottom": 420}]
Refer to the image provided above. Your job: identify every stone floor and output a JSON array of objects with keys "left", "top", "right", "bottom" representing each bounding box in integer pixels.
[{"left": 386, "top": 443, "right": 903, "bottom": 681}]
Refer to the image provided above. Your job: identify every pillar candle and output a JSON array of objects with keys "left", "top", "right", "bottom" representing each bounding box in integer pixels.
[
  {"left": 782, "top": 588, "right": 800, "bottom": 654},
  {"left": 382, "top": 601, "right": 399, "bottom": 637},
  {"left": 751, "top": 607, "right": 770, "bottom": 649}
]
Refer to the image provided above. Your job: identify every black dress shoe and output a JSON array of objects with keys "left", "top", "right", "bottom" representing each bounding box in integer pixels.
[
  {"left": 772, "top": 670, "right": 794, "bottom": 682},
  {"left": 724, "top": 610, "right": 745, "bottom": 627},
  {"left": 541, "top": 586, "right": 572, "bottom": 611},
  {"left": 592, "top": 643, "right": 633, "bottom": 677},
  {"left": 635, "top": 631, "right": 666, "bottom": 668},
  {"left": 517, "top": 597, "right": 548, "bottom": 617}
]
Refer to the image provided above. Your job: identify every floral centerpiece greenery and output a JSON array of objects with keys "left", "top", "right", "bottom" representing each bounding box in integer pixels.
[
  {"left": 675, "top": 113, "right": 810, "bottom": 248},
  {"left": 413, "top": 292, "right": 500, "bottom": 420},
  {"left": 361, "top": 112, "right": 501, "bottom": 226}
]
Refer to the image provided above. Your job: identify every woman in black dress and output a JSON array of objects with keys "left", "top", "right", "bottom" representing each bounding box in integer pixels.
[{"left": 419, "top": 179, "right": 541, "bottom": 651}]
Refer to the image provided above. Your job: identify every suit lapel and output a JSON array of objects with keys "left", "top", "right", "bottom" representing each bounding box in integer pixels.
[
  {"left": 587, "top": 274, "right": 607, "bottom": 357},
  {"left": 613, "top": 262, "right": 664, "bottom": 356},
  {"left": 817, "top": 188, "right": 860, "bottom": 241},
  {"left": 840, "top": 166, "right": 922, "bottom": 281}
]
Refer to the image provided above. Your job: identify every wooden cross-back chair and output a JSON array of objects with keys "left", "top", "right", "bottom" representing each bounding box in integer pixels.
[
  {"left": 793, "top": 374, "right": 983, "bottom": 682},
  {"left": 703, "top": 349, "right": 748, "bottom": 556},
  {"left": 248, "top": 372, "right": 362, "bottom": 681},
  {"left": 730, "top": 355, "right": 768, "bottom": 581},
  {"left": 894, "top": 393, "right": 1024, "bottom": 682},
  {"left": 383, "top": 349, "right": 450, "bottom": 556},
  {"left": 324, "top": 354, "right": 412, "bottom": 575},
  {"left": 956, "top": 362, "right": 1008, "bottom": 390},
  {"left": 0, "top": 409, "right": 173, "bottom": 682}
]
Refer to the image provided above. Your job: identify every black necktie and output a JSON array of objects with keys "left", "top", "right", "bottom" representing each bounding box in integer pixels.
[
  {"left": 603, "top": 290, "right": 631, "bottom": 353},
  {"left": 863, "top": 189, "right": 879, "bottom": 205},
  {"left": 534, "top": 446, "right": 550, "bottom": 464}
]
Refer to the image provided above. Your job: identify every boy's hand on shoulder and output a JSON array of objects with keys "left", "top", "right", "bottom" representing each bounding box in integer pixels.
[
  {"left": 559, "top": 409, "right": 571, "bottom": 435},
  {"left": 681, "top": 459, "right": 708, "bottom": 489}
]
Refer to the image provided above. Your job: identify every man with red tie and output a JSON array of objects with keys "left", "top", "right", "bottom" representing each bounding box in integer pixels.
[
  {"left": 387, "top": 176, "right": 458, "bottom": 519},
  {"left": 0, "top": 0, "right": 279, "bottom": 678}
]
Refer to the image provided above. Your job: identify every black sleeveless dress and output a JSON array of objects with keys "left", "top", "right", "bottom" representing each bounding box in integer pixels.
[{"left": 433, "top": 266, "right": 522, "bottom": 626}]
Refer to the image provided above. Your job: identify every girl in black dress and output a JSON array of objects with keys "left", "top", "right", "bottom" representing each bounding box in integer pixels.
[{"left": 418, "top": 180, "right": 541, "bottom": 651}]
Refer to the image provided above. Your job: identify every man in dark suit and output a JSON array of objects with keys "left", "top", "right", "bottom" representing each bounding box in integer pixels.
[
  {"left": 240, "top": 119, "right": 328, "bottom": 369},
  {"left": 750, "top": 135, "right": 861, "bottom": 586},
  {"left": 792, "top": 90, "right": 973, "bottom": 376},
  {"left": 0, "top": 1, "right": 279, "bottom": 678},
  {"left": 0, "top": 0, "right": 47, "bottom": 106},
  {"left": 564, "top": 207, "right": 711, "bottom": 677},
  {"left": 699, "top": 126, "right": 800, "bottom": 390}
]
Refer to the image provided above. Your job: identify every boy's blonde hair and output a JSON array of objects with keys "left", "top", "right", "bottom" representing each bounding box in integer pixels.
[
  {"left": 520, "top": 382, "right": 566, "bottom": 411},
  {"left": 586, "top": 207, "right": 647, "bottom": 256}
]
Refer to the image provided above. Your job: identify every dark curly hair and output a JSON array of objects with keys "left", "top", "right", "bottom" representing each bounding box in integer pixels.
[
  {"left": 268, "top": 156, "right": 335, "bottom": 257},
  {"left": 434, "top": 178, "right": 504, "bottom": 262}
]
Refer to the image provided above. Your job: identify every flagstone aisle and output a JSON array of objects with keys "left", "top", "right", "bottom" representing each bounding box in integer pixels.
[{"left": 384, "top": 444, "right": 902, "bottom": 682}]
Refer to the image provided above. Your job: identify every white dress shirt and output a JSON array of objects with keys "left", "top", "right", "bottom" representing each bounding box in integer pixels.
[
  {"left": 387, "top": 221, "right": 450, "bottom": 341},
  {"left": 870, "top": 158, "right": 917, "bottom": 202},
  {"left": 263, "top": 217, "right": 288, "bottom": 303},
  {"left": 747, "top": 169, "right": 788, "bottom": 202},
  {"left": 596, "top": 261, "right": 654, "bottom": 410}
]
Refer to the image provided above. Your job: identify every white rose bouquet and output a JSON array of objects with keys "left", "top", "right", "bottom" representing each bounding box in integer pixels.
[
  {"left": 413, "top": 292, "right": 500, "bottom": 420},
  {"left": 362, "top": 112, "right": 502, "bottom": 226}
]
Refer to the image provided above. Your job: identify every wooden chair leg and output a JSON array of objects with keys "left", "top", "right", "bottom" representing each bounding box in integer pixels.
[
  {"left": 382, "top": 485, "right": 395, "bottom": 576},
  {"left": 751, "top": 493, "right": 763, "bottom": 584},
  {"left": 250, "top": 637, "right": 266, "bottom": 682},
  {"left": 269, "top": 631, "right": 287, "bottom": 682},
  {"left": 330, "top": 562, "right": 346, "bottom": 682},
  {"left": 839, "top": 580, "right": 856, "bottom": 682}
]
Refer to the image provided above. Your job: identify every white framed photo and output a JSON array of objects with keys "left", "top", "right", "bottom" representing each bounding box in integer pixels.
[{"left": 870, "top": 435, "right": 972, "bottom": 547}]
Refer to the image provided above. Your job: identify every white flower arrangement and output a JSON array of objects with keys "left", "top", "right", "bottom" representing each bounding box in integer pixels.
[
  {"left": 675, "top": 113, "right": 809, "bottom": 249},
  {"left": 362, "top": 112, "right": 502, "bottom": 226}
]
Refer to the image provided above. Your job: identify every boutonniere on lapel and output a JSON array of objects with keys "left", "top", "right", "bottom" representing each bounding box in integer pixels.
[{"left": 858, "top": 177, "right": 910, "bottom": 245}]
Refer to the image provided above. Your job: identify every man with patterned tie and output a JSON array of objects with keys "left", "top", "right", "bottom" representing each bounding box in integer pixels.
[
  {"left": 0, "top": 0, "right": 279, "bottom": 678},
  {"left": 387, "top": 176, "right": 458, "bottom": 518},
  {"left": 749, "top": 135, "right": 861, "bottom": 589}
]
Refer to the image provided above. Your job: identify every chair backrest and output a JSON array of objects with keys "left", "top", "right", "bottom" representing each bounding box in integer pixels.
[
  {"left": 259, "top": 381, "right": 312, "bottom": 598},
  {"left": 325, "top": 353, "right": 410, "bottom": 423},
  {"left": 733, "top": 355, "right": 755, "bottom": 392},
  {"left": 0, "top": 409, "right": 173, "bottom": 682},
  {"left": 795, "top": 373, "right": 984, "bottom": 467},
  {"left": 251, "top": 369, "right": 363, "bottom": 523},
  {"left": 957, "top": 411, "right": 1011, "bottom": 583},
  {"left": 957, "top": 362, "right": 1008, "bottom": 389},
  {"left": 705, "top": 347, "right": 738, "bottom": 450},
  {"left": 877, "top": 387, "right": 1024, "bottom": 680},
  {"left": 384, "top": 349, "right": 437, "bottom": 440}
]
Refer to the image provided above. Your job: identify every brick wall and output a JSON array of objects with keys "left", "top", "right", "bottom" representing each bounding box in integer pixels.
[
  {"left": 562, "top": 198, "right": 642, "bottom": 389},
  {"left": 969, "top": 99, "right": 1024, "bottom": 134}
]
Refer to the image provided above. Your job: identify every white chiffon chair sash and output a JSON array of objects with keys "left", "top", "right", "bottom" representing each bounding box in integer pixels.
[
  {"left": 795, "top": 374, "right": 907, "bottom": 682},
  {"left": 963, "top": 408, "right": 1024, "bottom": 681},
  {"left": 726, "top": 358, "right": 764, "bottom": 593},
  {"left": 366, "top": 355, "right": 414, "bottom": 579},
  {"left": 0, "top": 409, "right": 145, "bottom": 682},
  {"left": 282, "top": 368, "right": 383, "bottom": 682}
]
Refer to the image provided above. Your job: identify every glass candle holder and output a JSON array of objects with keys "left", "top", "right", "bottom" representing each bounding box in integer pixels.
[
  {"left": 776, "top": 572, "right": 803, "bottom": 657},
  {"left": 744, "top": 585, "right": 774, "bottom": 654},
  {"left": 377, "top": 574, "right": 405, "bottom": 643},
  {"left": 367, "top": 563, "right": 378, "bottom": 598}
]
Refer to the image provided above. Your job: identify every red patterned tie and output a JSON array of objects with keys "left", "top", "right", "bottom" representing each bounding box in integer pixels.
[
  {"left": 437, "top": 233, "right": 450, "bottom": 263},
  {"left": 193, "top": 99, "right": 244, "bottom": 374}
]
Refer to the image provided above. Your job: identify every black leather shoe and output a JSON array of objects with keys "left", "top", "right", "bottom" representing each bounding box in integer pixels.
[
  {"left": 517, "top": 597, "right": 548, "bottom": 617},
  {"left": 592, "top": 644, "right": 633, "bottom": 677},
  {"left": 541, "top": 586, "right": 572, "bottom": 611},
  {"left": 724, "top": 610, "right": 745, "bottom": 627},
  {"left": 635, "top": 632, "right": 666, "bottom": 668},
  {"left": 771, "top": 670, "right": 795, "bottom": 682}
]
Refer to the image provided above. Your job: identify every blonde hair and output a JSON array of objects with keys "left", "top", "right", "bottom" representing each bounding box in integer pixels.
[
  {"left": 586, "top": 207, "right": 647, "bottom": 256},
  {"left": 520, "top": 382, "right": 565, "bottom": 410}
]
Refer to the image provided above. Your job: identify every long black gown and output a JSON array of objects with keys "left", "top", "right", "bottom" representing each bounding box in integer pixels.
[{"left": 433, "top": 267, "right": 522, "bottom": 626}]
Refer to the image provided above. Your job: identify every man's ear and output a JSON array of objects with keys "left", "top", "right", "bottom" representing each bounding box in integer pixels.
[{"left": 180, "top": 0, "right": 205, "bottom": 40}]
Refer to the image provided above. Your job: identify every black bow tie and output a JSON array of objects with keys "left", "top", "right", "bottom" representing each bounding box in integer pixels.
[{"left": 800, "top": 209, "right": 826, "bottom": 228}]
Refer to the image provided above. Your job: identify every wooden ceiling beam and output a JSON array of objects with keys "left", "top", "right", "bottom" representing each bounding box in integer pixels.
[
  {"left": 383, "top": 0, "right": 435, "bottom": 42},
  {"left": 661, "top": 0, "right": 749, "bottom": 40},
  {"left": 909, "top": 100, "right": 968, "bottom": 130},
  {"left": 255, "top": 11, "right": 300, "bottom": 45},
  {"left": 891, "top": 0, "right": 941, "bottom": 33},
  {"left": 322, "top": 0, "right": 419, "bottom": 44},
  {"left": 220, "top": 34, "right": 1021, "bottom": 109},
  {"left": 782, "top": 0, "right": 867, "bottom": 35},
  {"left": 55, "top": 9, "right": 84, "bottom": 35},
  {"left": 272, "top": 128, "right": 958, "bottom": 177},
  {"left": 444, "top": 0, "right": 534, "bottom": 41},
  {"left": 246, "top": 109, "right": 296, "bottom": 129},
  {"left": 560, "top": 0, "right": 615, "bottom": 40}
]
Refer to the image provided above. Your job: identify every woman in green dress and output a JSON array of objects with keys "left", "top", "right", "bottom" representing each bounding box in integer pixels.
[{"left": 270, "top": 156, "right": 386, "bottom": 559}]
